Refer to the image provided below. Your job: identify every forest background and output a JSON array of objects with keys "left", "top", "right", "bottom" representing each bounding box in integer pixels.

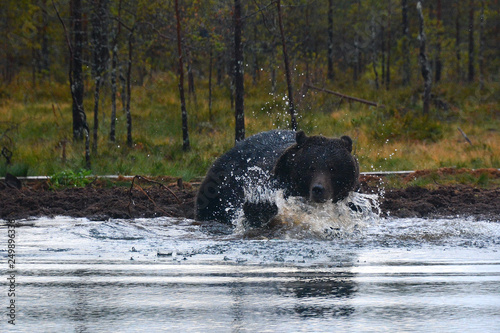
[{"left": 0, "top": 0, "right": 498, "bottom": 182}]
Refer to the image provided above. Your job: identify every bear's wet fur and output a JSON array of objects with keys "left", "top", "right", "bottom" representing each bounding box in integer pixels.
[{"left": 195, "top": 130, "right": 359, "bottom": 228}]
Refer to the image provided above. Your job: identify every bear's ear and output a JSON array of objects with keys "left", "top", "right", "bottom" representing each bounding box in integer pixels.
[
  {"left": 295, "top": 131, "right": 307, "bottom": 147},
  {"left": 340, "top": 135, "right": 353, "bottom": 153}
]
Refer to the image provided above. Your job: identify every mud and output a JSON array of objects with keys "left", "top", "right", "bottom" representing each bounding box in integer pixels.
[
  {"left": 1, "top": 171, "right": 499, "bottom": 221},
  {"left": 379, "top": 185, "right": 500, "bottom": 220},
  {"left": 0, "top": 177, "right": 197, "bottom": 221}
]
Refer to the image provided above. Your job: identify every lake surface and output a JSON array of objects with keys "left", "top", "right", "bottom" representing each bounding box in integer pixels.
[{"left": 1, "top": 214, "right": 500, "bottom": 332}]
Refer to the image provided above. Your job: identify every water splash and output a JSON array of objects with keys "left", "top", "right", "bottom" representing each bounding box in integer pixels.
[
  {"left": 272, "top": 191, "right": 380, "bottom": 239},
  {"left": 239, "top": 166, "right": 276, "bottom": 204},
  {"left": 234, "top": 167, "right": 381, "bottom": 239}
]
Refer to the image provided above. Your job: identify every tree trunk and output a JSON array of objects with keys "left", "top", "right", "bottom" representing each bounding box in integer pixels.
[
  {"left": 353, "top": 0, "right": 361, "bottom": 83},
  {"left": 234, "top": 0, "right": 245, "bottom": 142},
  {"left": 371, "top": 18, "right": 379, "bottom": 90},
  {"left": 270, "top": 38, "right": 277, "bottom": 94},
  {"left": 216, "top": 53, "right": 223, "bottom": 86},
  {"left": 434, "top": 0, "right": 443, "bottom": 83},
  {"left": 116, "top": 0, "right": 125, "bottom": 133},
  {"left": 386, "top": 0, "right": 391, "bottom": 90},
  {"left": 208, "top": 46, "right": 213, "bottom": 121},
  {"left": 32, "top": 47, "right": 37, "bottom": 88},
  {"left": 327, "top": 0, "right": 334, "bottom": 81},
  {"left": 54, "top": 0, "right": 90, "bottom": 168},
  {"left": 126, "top": 30, "right": 133, "bottom": 147},
  {"left": 401, "top": 0, "right": 410, "bottom": 86},
  {"left": 91, "top": 0, "right": 109, "bottom": 154},
  {"left": 417, "top": 2, "right": 432, "bottom": 115},
  {"left": 353, "top": 39, "right": 359, "bottom": 82},
  {"left": 73, "top": 0, "right": 91, "bottom": 169},
  {"left": 455, "top": 1, "right": 462, "bottom": 81},
  {"left": 304, "top": 1, "right": 311, "bottom": 82},
  {"left": 119, "top": 64, "right": 127, "bottom": 118},
  {"left": 252, "top": 24, "right": 259, "bottom": 85},
  {"left": 71, "top": 0, "right": 87, "bottom": 142},
  {"left": 479, "top": 0, "right": 485, "bottom": 89},
  {"left": 187, "top": 50, "right": 196, "bottom": 102},
  {"left": 276, "top": 0, "right": 297, "bottom": 131},
  {"left": 381, "top": 25, "right": 386, "bottom": 85},
  {"left": 40, "top": 0, "right": 50, "bottom": 80},
  {"left": 92, "top": 81, "right": 101, "bottom": 154},
  {"left": 468, "top": 0, "right": 475, "bottom": 83},
  {"left": 175, "top": 0, "right": 190, "bottom": 151},
  {"left": 91, "top": 9, "right": 100, "bottom": 154},
  {"left": 110, "top": 43, "right": 118, "bottom": 142}
]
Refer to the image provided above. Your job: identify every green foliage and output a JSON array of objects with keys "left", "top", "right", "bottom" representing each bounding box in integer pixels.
[
  {"left": 0, "top": 0, "right": 499, "bottom": 179},
  {"left": 49, "top": 169, "right": 93, "bottom": 189},
  {"left": 0, "top": 163, "right": 30, "bottom": 178},
  {"left": 369, "top": 109, "right": 444, "bottom": 142},
  {"left": 0, "top": 72, "right": 498, "bottom": 179}
]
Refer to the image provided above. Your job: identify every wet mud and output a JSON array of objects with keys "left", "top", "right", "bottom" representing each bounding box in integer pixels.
[
  {"left": 1, "top": 171, "right": 499, "bottom": 221},
  {"left": 378, "top": 185, "right": 499, "bottom": 220}
]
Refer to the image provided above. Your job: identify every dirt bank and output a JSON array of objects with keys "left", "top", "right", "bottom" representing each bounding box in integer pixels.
[{"left": 1, "top": 171, "right": 499, "bottom": 221}]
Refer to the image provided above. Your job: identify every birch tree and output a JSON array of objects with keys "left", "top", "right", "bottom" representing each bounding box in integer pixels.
[
  {"left": 417, "top": 1, "right": 432, "bottom": 115},
  {"left": 91, "top": 0, "right": 110, "bottom": 153},
  {"left": 54, "top": 0, "right": 90, "bottom": 168},
  {"left": 276, "top": 0, "right": 297, "bottom": 131},
  {"left": 401, "top": 0, "right": 410, "bottom": 85},
  {"left": 468, "top": 0, "right": 475, "bottom": 82},
  {"left": 175, "top": 0, "right": 190, "bottom": 151},
  {"left": 234, "top": 0, "right": 245, "bottom": 142}
]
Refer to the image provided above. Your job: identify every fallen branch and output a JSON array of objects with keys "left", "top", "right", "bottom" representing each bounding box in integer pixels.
[
  {"left": 0, "top": 122, "right": 19, "bottom": 145},
  {"left": 1, "top": 147, "right": 12, "bottom": 165},
  {"left": 304, "top": 84, "right": 385, "bottom": 108},
  {"left": 457, "top": 127, "right": 472, "bottom": 145},
  {"left": 127, "top": 175, "right": 181, "bottom": 217}
]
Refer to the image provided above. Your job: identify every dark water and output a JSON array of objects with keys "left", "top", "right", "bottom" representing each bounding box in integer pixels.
[{"left": 1, "top": 215, "right": 500, "bottom": 332}]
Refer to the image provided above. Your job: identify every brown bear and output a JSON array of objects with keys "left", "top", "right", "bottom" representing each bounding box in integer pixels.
[{"left": 195, "top": 130, "right": 359, "bottom": 228}]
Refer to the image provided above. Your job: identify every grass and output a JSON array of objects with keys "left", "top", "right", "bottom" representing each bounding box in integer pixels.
[
  {"left": 375, "top": 168, "right": 500, "bottom": 190},
  {"left": 0, "top": 70, "right": 499, "bottom": 182}
]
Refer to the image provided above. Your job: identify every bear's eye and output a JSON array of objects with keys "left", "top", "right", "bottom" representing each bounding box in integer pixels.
[{"left": 329, "top": 166, "right": 336, "bottom": 173}]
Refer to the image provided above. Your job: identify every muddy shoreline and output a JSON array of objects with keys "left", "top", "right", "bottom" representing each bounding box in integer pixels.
[{"left": 1, "top": 172, "right": 499, "bottom": 222}]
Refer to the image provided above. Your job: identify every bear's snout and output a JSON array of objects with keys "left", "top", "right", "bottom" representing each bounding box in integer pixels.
[
  {"left": 309, "top": 172, "right": 333, "bottom": 203},
  {"left": 311, "top": 184, "right": 327, "bottom": 203}
]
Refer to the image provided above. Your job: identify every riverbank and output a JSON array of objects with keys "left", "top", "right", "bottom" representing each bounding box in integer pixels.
[{"left": 1, "top": 169, "right": 499, "bottom": 222}]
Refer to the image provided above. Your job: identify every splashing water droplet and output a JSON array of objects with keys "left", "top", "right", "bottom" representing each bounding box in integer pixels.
[{"left": 232, "top": 167, "right": 381, "bottom": 239}]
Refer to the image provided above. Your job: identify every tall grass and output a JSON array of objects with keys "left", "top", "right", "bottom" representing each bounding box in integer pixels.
[{"left": 0, "top": 72, "right": 498, "bottom": 180}]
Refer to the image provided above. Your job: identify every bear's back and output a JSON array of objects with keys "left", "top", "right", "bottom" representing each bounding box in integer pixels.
[
  {"left": 195, "top": 130, "right": 296, "bottom": 223},
  {"left": 230, "top": 130, "right": 296, "bottom": 172}
]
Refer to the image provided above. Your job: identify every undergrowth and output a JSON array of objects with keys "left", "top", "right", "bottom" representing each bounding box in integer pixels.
[
  {"left": 0, "top": 71, "right": 498, "bottom": 181},
  {"left": 49, "top": 169, "right": 93, "bottom": 189}
]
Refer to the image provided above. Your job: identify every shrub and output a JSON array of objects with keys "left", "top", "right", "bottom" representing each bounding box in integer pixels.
[{"left": 49, "top": 169, "right": 93, "bottom": 189}]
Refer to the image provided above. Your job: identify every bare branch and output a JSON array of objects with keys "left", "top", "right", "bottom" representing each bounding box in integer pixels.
[
  {"left": 457, "top": 127, "right": 472, "bottom": 145},
  {"left": 51, "top": 0, "right": 73, "bottom": 57},
  {"left": 305, "top": 84, "right": 386, "bottom": 108},
  {"left": 127, "top": 175, "right": 181, "bottom": 217}
]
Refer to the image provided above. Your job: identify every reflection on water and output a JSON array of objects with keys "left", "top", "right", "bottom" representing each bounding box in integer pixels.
[{"left": 1, "top": 216, "right": 500, "bottom": 332}]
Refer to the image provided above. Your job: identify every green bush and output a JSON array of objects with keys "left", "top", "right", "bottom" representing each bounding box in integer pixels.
[
  {"left": 0, "top": 163, "right": 30, "bottom": 177},
  {"left": 49, "top": 169, "right": 93, "bottom": 189}
]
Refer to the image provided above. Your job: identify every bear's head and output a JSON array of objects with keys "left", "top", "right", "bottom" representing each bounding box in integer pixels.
[{"left": 273, "top": 131, "right": 359, "bottom": 203}]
